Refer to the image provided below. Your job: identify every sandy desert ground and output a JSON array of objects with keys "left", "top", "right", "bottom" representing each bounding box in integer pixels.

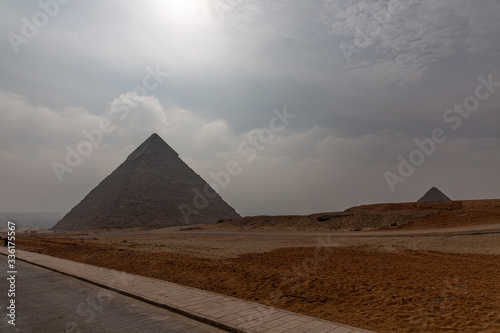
[{"left": 15, "top": 199, "right": 500, "bottom": 332}]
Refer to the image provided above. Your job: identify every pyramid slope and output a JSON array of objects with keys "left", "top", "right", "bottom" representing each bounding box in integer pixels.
[
  {"left": 53, "top": 134, "right": 240, "bottom": 231},
  {"left": 417, "top": 187, "right": 452, "bottom": 202}
]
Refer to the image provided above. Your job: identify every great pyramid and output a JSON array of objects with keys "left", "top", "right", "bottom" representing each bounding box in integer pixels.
[
  {"left": 417, "top": 187, "right": 452, "bottom": 202},
  {"left": 52, "top": 133, "right": 240, "bottom": 231}
]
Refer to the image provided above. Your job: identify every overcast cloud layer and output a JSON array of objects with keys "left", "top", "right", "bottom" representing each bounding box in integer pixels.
[{"left": 1, "top": 0, "right": 500, "bottom": 216}]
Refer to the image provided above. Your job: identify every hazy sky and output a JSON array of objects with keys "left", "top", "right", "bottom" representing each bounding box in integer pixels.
[{"left": 1, "top": 0, "right": 500, "bottom": 216}]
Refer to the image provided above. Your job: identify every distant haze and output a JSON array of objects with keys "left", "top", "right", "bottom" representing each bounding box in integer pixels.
[
  {"left": 0, "top": 212, "right": 64, "bottom": 229},
  {"left": 1, "top": 1, "right": 499, "bottom": 216}
]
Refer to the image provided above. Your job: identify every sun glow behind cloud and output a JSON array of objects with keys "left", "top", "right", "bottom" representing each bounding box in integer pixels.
[
  {"left": 1, "top": 0, "right": 500, "bottom": 214},
  {"left": 149, "top": 0, "right": 217, "bottom": 29}
]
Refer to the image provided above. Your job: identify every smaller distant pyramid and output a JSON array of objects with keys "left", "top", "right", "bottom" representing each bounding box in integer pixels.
[{"left": 417, "top": 187, "right": 452, "bottom": 202}]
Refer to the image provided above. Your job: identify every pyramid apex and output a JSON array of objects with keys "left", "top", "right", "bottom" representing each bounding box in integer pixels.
[
  {"left": 126, "top": 133, "right": 178, "bottom": 161},
  {"left": 417, "top": 187, "right": 452, "bottom": 202}
]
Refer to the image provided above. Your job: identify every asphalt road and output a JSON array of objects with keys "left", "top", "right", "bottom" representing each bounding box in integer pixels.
[{"left": 0, "top": 259, "right": 224, "bottom": 333}]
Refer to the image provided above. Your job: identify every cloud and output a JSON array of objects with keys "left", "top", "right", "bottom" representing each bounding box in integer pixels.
[
  {"left": 1, "top": 1, "right": 500, "bottom": 215},
  {"left": 323, "top": 0, "right": 500, "bottom": 84},
  {"left": 1, "top": 88, "right": 500, "bottom": 214}
]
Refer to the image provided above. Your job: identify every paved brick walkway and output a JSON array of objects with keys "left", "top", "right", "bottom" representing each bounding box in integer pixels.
[
  {"left": 0, "top": 248, "right": 374, "bottom": 333},
  {"left": 1, "top": 259, "right": 224, "bottom": 332}
]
